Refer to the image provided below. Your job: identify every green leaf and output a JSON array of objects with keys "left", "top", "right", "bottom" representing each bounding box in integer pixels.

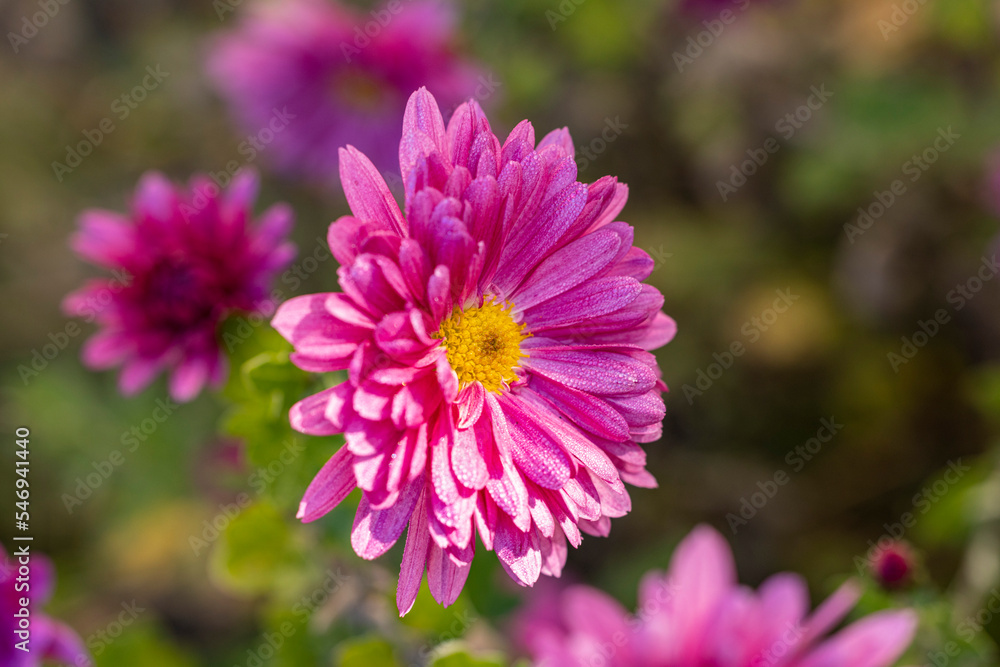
[
  {"left": 241, "top": 352, "right": 308, "bottom": 396},
  {"left": 429, "top": 644, "right": 507, "bottom": 667},
  {"left": 211, "top": 500, "right": 312, "bottom": 597},
  {"left": 400, "top": 581, "right": 476, "bottom": 638},
  {"left": 336, "top": 636, "right": 400, "bottom": 667},
  {"left": 95, "top": 623, "right": 198, "bottom": 667}
]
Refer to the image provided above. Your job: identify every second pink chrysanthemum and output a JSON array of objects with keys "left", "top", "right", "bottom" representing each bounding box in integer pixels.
[
  {"left": 273, "top": 88, "right": 675, "bottom": 615},
  {"left": 512, "top": 526, "right": 917, "bottom": 667},
  {"left": 65, "top": 170, "right": 295, "bottom": 402}
]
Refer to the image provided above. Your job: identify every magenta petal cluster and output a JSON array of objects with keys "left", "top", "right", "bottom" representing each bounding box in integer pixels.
[
  {"left": 64, "top": 170, "right": 295, "bottom": 402},
  {"left": 206, "top": 0, "right": 486, "bottom": 184},
  {"left": 273, "top": 88, "right": 675, "bottom": 615},
  {"left": 513, "top": 525, "right": 918, "bottom": 667},
  {"left": 1, "top": 547, "right": 90, "bottom": 667}
]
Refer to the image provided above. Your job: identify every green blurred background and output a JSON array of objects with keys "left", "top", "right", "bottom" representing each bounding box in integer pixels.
[{"left": 4, "top": 0, "right": 1000, "bottom": 664}]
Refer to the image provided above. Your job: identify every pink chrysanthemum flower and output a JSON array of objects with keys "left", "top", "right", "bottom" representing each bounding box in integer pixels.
[
  {"left": 512, "top": 526, "right": 918, "bottom": 667},
  {"left": 1, "top": 547, "right": 90, "bottom": 667},
  {"left": 206, "top": 0, "right": 486, "bottom": 185},
  {"left": 64, "top": 170, "right": 295, "bottom": 402},
  {"left": 273, "top": 88, "right": 676, "bottom": 615}
]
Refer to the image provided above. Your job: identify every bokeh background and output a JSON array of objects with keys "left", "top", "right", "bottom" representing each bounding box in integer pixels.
[{"left": 3, "top": 0, "right": 1000, "bottom": 664}]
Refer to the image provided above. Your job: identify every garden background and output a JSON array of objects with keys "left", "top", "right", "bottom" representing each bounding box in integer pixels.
[{"left": 3, "top": 0, "right": 1000, "bottom": 664}]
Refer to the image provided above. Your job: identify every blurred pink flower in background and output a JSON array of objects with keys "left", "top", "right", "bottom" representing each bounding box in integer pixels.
[
  {"left": 206, "top": 0, "right": 488, "bottom": 186},
  {"left": 512, "top": 525, "right": 917, "bottom": 667},
  {"left": 64, "top": 170, "right": 295, "bottom": 402},
  {"left": 273, "top": 88, "right": 675, "bottom": 615},
  {"left": 1, "top": 547, "right": 90, "bottom": 667},
  {"left": 870, "top": 540, "right": 916, "bottom": 591}
]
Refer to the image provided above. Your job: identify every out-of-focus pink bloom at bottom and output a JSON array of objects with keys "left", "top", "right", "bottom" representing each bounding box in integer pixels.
[
  {"left": 1, "top": 546, "right": 90, "bottom": 667},
  {"left": 512, "top": 525, "right": 917, "bottom": 667}
]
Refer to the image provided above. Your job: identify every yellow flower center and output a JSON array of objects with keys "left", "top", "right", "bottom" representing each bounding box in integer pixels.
[{"left": 434, "top": 300, "right": 529, "bottom": 393}]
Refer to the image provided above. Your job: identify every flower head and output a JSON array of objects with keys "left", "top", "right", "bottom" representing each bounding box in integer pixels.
[
  {"left": 512, "top": 525, "right": 918, "bottom": 667},
  {"left": 206, "top": 0, "right": 486, "bottom": 184},
  {"left": 1, "top": 547, "right": 90, "bottom": 667},
  {"left": 870, "top": 541, "right": 916, "bottom": 590},
  {"left": 273, "top": 88, "right": 675, "bottom": 615},
  {"left": 65, "top": 170, "right": 295, "bottom": 402}
]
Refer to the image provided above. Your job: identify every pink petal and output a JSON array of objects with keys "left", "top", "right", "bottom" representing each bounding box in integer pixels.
[
  {"left": 496, "top": 394, "right": 572, "bottom": 491},
  {"left": 494, "top": 515, "right": 541, "bottom": 587},
  {"left": 339, "top": 146, "right": 406, "bottom": 236},
  {"left": 289, "top": 384, "right": 350, "bottom": 436},
  {"left": 427, "top": 265, "right": 452, "bottom": 323},
  {"left": 118, "top": 357, "right": 161, "bottom": 396},
  {"left": 523, "top": 348, "right": 658, "bottom": 396},
  {"left": 38, "top": 618, "right": 91, "bottom": 666},
  {"left": 131, "top": 171, "right": 175, "bottom": 222},
  {"left": 70, "top": 210, "right": 135, "bottom": 267},
  {"left": 494, "top": 181, "right": 589, "bottom": 296},
  {"left": 400, "top": 87, "right": 450, "bottom": 193},
  {"left": 561, "top": 585, "right": 631, "bottom": 640},
  {"left": 80, "top": 330, "right": 130, "bottom": 369},
  {"left": 427, "top": 539, "right": 472, "bottom": 607},
  {"left": 169, "top": 355, "right": 210, "bottom": 402},
  {"left": 351, "top": 475, "right": 424, "bottom": 559},
  {"left": 797, "top": 610, "right": 917, "bottom": 667},
  {"left": 526, "top": 378, "right": 630, "bottom": 442},
  {"left": 397, "top": 490, "right": 430, "bottom": 616},
  {"left": 538, "top": 527, "right": 568, "bottom": 577},
  {"left": 800, "top": 580, "right": 862, "bottom": 648},
  {"left": 638, "top": 312, "right": 678, "bottom": 351},
  {"left": 666, "top": 525, "right": 738, "bottom": 656},
  {"left": 297, "top": 446, "right": 356, "bottom": 522},
  {"left": 451, "top": 425, "right": 488, "bottom": 490},
  {"left": 524, "top": 276, "right": 643, "bottom": 331},
  {"left": 511, "top": 227, "right": 624, "bottom": 310},
  {"left": 537, "top": 126, "right": 575, "bottom": 156}
]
